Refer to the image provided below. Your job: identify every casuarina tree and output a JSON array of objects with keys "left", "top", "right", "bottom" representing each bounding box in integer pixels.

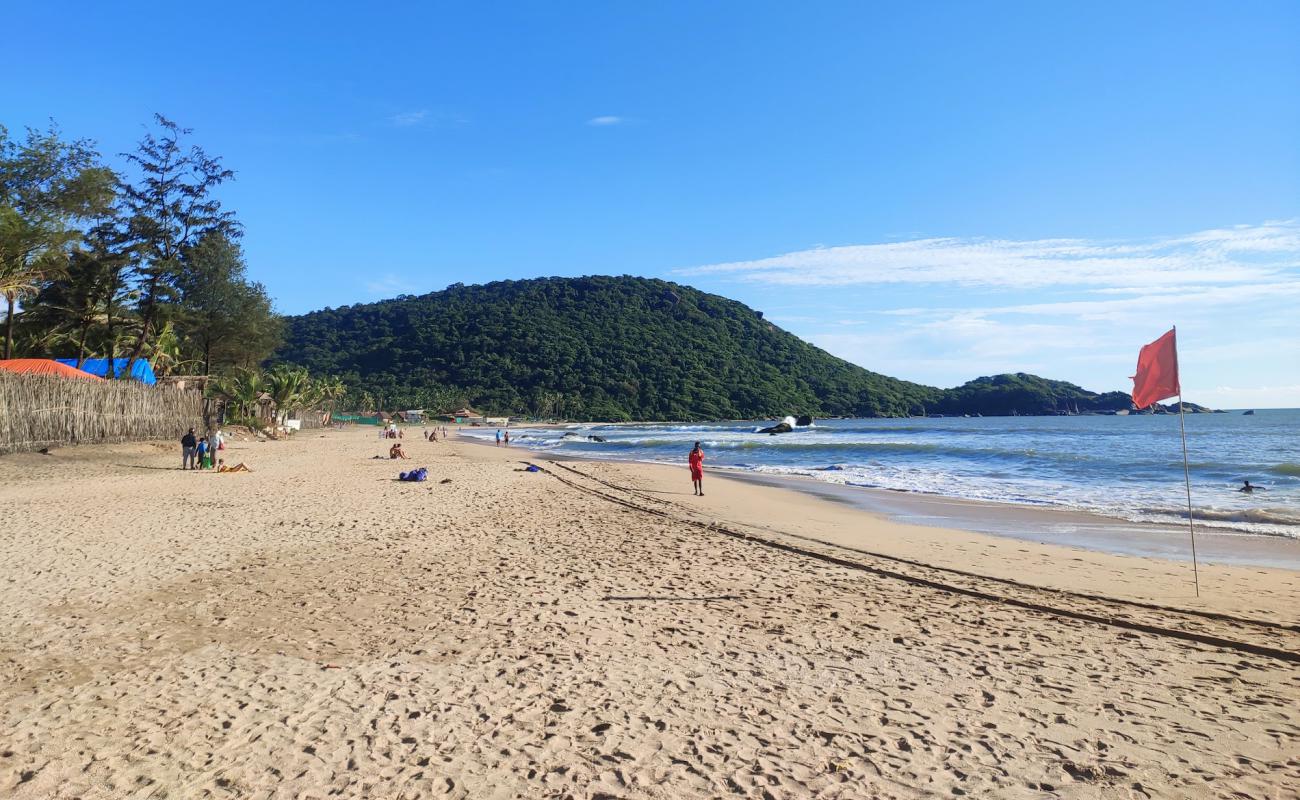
[
  {"left": 177, "top": 231, "right": 279, "bottom": 375},
  {"left": 118, "top": 115, "right": 238, "bottom": 378}
]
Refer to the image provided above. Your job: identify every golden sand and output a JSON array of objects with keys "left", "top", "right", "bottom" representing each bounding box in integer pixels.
[{"left": 1, "top": 428, "right": 1296, "bottom": 798}]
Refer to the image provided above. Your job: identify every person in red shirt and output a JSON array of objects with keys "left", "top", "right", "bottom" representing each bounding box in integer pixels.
[{"left": 688, "top": 441, "right": 705, "bottom": 496}]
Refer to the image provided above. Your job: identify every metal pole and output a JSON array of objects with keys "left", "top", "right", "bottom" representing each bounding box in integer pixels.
[{"left": 1173, "top": 326, "right": 1200, "bottom": 597}]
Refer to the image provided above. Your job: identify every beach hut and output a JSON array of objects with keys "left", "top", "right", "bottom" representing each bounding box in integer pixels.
[
  {"left": 450, "top": 406, "right": 485, "bottom": 424},
  {"left": 0, "top": 359, "right": 104, "bottom": 380}
]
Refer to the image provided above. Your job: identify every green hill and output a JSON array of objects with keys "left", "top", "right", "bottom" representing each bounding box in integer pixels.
[
  {"left": 277, "top": 276, "right": 936, "bottom": 419},
  {"left": 276, "top": 275, "right": 1140, "bottom": 420},
  {"left": 933, "top": 373, "right": 1135, "bottom": 417}
]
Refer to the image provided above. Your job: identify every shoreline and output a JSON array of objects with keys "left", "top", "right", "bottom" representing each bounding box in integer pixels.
[
  {"left": 458, "top": 432, "right": 1300, "bottom": 622},
  {"left": 465, "top": 431, "right": 1300, "bottom": 571}
]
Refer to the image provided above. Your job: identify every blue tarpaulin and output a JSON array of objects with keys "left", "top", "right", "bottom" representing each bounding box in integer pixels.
[{"left": 55, "top": 358, "right": 157, "bottom": 384}]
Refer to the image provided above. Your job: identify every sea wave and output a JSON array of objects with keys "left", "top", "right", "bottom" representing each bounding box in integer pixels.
[
  {"left": 741, "top": 465, "right": 1300, "bottom": 539},
  {"left": 1137, "top": 505, "right": 1300, "bottom": 527}
]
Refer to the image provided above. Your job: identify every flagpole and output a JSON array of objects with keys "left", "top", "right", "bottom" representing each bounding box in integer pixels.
[{"left": 1173, "top": 326, "right": 1200, "bottom": 597}]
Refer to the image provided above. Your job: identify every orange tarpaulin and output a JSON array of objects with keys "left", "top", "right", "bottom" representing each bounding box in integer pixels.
[{"left": 0, "top": 359, "right": 105, "bottom": 380}]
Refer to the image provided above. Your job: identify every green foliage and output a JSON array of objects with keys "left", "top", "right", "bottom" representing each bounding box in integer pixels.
[
  {"left": 116, "top": 115, "right": 239, "bottom": 374},
  {"left": 7, "top": 115, "right": 283, "bottom": 377},
  {"left": 933, "top": 373, "right": 1134, "bottom": 416},
  {"left": 0, "top": 123, "right": 114, "bottom": 358},
  {"left": 207, "top": 365, "right": 343, "bottom": 426},
  {"left": 278, "top": 277, "right": 1148, "bottom": 419},
  {"left": 177, "top": 232, "right": 280, "bottom": 374},
  {"left": 278, "top": 276, "right": 939, "bottom": 419}
]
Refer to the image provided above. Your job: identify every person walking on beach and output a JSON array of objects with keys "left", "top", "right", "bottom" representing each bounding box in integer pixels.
[
  {"left": 495, "top": 429, "right": 502, "bottom": 446},
  {"left": 689, "top": 441, "right": 705, "bottom": 496},
  {"left": 181, "top": 428, "right": 197, "bottom": 470}
]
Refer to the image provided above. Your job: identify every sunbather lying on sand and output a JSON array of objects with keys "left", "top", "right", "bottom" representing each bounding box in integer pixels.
[{"left": 216, "top": 459, "right": 252, "bottom": 473}]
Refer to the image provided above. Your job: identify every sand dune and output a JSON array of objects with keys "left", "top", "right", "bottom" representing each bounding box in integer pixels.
[{"left": 1, "top": 429, "right": 1296, "bottom": 798}]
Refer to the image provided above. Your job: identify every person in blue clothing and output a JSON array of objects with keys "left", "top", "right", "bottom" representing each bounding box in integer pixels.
[{"left": 495, "top": 429, "right": 502, "bottom": 446}]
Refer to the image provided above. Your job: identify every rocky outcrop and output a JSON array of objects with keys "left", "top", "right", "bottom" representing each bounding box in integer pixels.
[{"left": 758, "top": 422, "right": 793, "bottom": 434}]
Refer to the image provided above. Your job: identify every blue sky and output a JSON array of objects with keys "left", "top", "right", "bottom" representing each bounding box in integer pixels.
[{"left": 4, "top": 1, "right": 1298, "bottom": 406}]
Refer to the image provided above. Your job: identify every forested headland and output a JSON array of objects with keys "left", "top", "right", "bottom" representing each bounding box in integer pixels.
[{"left": 278, "top": 276, "right": 1149, "bottom": 420}]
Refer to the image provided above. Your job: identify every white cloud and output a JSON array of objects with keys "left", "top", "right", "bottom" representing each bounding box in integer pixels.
[
  {"left": 390, "top": 110, "right": 429, "bottom": 127},
  {"left": 961, "top": 281, "right": 1300, "bottom": 322},
  {"left": 587, "top": 115, "right": 624, "bottom": 126},
  {"left": 681, "top": 221, "right": 1300, "bottom": 404},
  {"left": 677, "top": 220, "right": 1300, "bottom": 290}
]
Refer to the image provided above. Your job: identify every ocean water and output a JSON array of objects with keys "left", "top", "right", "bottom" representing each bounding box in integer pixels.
[{"left": 465, "top": 410, "right": 1300, "bottom": 540}]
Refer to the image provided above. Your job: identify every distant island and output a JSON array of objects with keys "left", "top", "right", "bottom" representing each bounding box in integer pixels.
[{"left": 278, "top": 276, "right": 1213, "bottom": 420}]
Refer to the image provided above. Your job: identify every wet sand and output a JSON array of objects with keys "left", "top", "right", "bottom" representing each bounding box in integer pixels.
[
  {"left": 1, "top": 428, "right": 1296, "bottom": 798},
  {"left": 720, "top": 469, "right": 1300, "bottom": 570}
]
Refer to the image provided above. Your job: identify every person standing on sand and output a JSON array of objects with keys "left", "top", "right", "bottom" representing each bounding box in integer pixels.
[
  {"left": 504, "top": 430, "right": 510, "bottom": 446},
  {"left": 689, "top": 441, "right": 705, "bottom": 496},
  {"left": 181, "top": 428, "right": 197, "bottom": 470},
  {"left": 495, "top": 429, "right": 502, "bottom": 446}
]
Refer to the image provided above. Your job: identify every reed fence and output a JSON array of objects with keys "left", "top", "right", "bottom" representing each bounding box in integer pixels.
[
  {"left": 289, "top": 410, "right": 327, "bottom": 430},
  {"left": 0, "top": 372, "right": 204, "bottom": 454}
]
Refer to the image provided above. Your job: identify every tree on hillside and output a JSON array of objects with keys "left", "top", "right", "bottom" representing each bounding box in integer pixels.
[
  {"left": 117, "top": 115, "right": 238, "bottom": 378},
  {"left": 0, "top": 124, "right": 114, "bottom": 358}
]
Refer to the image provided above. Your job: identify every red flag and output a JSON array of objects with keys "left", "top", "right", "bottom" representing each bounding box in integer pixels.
[{"left": 1131, "top": 328, "right": 1180, "bottom": 409}]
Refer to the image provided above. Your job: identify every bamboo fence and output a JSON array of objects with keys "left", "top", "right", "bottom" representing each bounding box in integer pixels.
[{"left": 0, "top": 372, "right": 204, "bottom": 454}]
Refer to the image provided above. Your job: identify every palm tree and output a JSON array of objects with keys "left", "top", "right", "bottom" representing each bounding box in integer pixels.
[
  {"left": 147, "top": 320, "right": 194, "bottom": 377},
  {"left": 315, "top": 375, "right": 347, "bottom": 409},
  {"left": 207, "top": 368, "right": 269, "bottom": 423},
  {"left": 40, "top": 249, "right": 112, "bottom": 368},
  {"left": 265, "top": 365, "right": 311, "bottom": 426}
]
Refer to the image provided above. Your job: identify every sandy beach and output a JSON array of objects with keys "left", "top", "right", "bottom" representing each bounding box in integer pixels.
[{"left": 2, "top": 427, "right": 1297, "bottom": 799}]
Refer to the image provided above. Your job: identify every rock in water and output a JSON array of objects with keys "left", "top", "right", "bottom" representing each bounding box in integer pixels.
[
  {"left": 758, "top": 422, "right": 793, "bottom": 434},
  {"left": 795, "top": 415, "right": 813, "bottom": 427}
]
